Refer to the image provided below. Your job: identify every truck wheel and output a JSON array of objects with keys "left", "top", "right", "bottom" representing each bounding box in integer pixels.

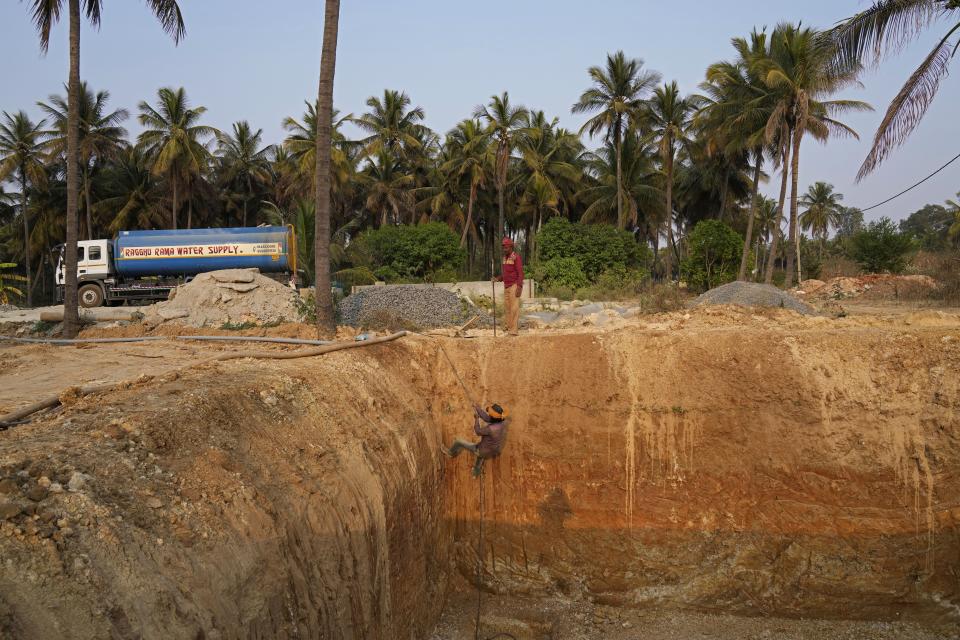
[{"left": 78, "top": 284, "right": 104, "bottom": 308}]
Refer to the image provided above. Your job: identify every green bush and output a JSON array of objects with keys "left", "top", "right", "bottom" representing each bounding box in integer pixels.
[
  {"left": 681, "top": 220, "right": 743, "bottom": 292},
  {"left": 334, "top": 266, "right": 377, "bottom": 290},
  {"left": 373, "top": 266, "right": 400, "bottom": 282},
  {"left": 537, "top": 257, "right": 589, "bottom": 290},
  {"left": 348, "top": 222, "right": 465, "bottom": 281},
  {"left": 537, "top": 218, "right": 650, "bottom": 281},
  {"left": 426, "top": 266, "right": 460, "bottom": 283},
  {"left": 850, "top": 217, "right": 917, "bottom": 274}
]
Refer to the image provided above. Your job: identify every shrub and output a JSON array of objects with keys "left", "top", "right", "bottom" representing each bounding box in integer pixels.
[
  {"left": 637, "top": 282, "right": 689, "bottom": 313},
  {"left": 373, "top": 266, "right": 401, "bottom": 282},
  {"left": 537, "top": 257, "right": 589, "bottom": 290},
  {"left": 426, "top": 266, "right": 460, "bottom": 284},
  {"left": 334, "top": 266, "right": 377, "bottom": 290},
  {"left": 681, "top": 220, "right": 743, "bottom": 292},
  {"left": 537, "top": 217, "right": 651, "bottom": 281},
  {"left": 348, "top": 222, "right": 465, "bottom": 280},
  {"left": 850, "top": 217, "right": 917, "bottom": 274}
]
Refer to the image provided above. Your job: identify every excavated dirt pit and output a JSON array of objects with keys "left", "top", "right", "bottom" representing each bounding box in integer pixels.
[{"left": 0, "top": 309, "right": 959, "bottom": 639}]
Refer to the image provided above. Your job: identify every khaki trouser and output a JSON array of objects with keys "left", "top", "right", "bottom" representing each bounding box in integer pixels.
[
  {"left": 447, "top": 438, "right": 485, "bottom": 477},
  {"left": 504, "top": 284, "right": 520, "bottom": 335}
]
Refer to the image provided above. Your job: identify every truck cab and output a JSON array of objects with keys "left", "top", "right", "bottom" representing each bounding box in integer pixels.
[{"left": 55, "top": 240, "right": 117, "bottom": 307}]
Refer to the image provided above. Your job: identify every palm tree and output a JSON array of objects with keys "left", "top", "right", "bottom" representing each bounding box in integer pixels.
[
  {"left": 98, "top": 148, "right": 166, "bottom": 234},
  {"left": 799, "top": 181, "right": 844, "bottom": 258},
  {"left": 216, "top": 121, "right": 272, "bottom": 226},
  {"left": 136, "top": 87, "right": 216, "bottom": 230},
  {"left": 0, "top": 111, "right": 47, "bottom": 306},
  {"left": 647, "top": 81, "right": 694, "bottom": 270},
  {"left": 578, "top": 135, "right": 661, "bottom": 233},
  {"left": 759, "top": 23, "right": 872, "bottom": 287},
  {"left": 474, "top": 92, "right": 529, "bottom": 240},
  {"left": 361, "top": 152, "right": 416, "bottom": 226},
  {"left": 831, "top": 1, "right": 960, "bottom": 179},
  {"left": 753, "top": 196, "right": 783, "bottom": 278},
  {"left": 24, "top": 0, "right": 184, "bottom": 336},
  {"left": 699, "top": 29, "right": 780, "bottom": 281},
  {"left": 38, "top": 82, "right": 129, "bottom": 239},
  {"left": 282, "top": 102, "right": 353, "bottom": 202},
  {"left": 353, "top": 90, "right": 427, "bottom": 160},
  {"left": 441, "top": 119, "right": 489, "bottom": 247},
  {"left": 516, "top": 117, "right": 583, "bottom": 253},
  {"left": 313, "top": 0, "right": 341, "bottom": 333},
  {"left": 572, "top": 51, "right": 661, "bottom": 230}
]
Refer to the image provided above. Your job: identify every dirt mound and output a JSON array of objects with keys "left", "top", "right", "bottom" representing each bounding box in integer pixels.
[
  {"left": 688, "top": 281, "right": 816, "bottom": 315},
  {"left": 796, "top": 275, "right": 939, "bottom": 301},
  {"left": 141, "top": 269, "right": 302, "bottom": 328},
  {"left": 338, "top": 285, "right": 476, "bottom": 328}
]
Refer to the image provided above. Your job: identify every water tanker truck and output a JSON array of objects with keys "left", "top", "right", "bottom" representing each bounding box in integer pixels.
[{"left": 55, "top": 226, "right": 298, "bottom": 308}]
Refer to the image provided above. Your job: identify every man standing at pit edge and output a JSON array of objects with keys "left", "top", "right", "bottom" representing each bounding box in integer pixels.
[{"left": 493, "top": 236, "right": 523, "bottom": 336}]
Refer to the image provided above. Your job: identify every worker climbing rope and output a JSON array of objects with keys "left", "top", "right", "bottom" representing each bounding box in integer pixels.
[
  {"left": 432, "top": 338, "right": 517, "bottom": 640},
  {"left": 442, "top": 403, "right": 510, "bottom": 477}
]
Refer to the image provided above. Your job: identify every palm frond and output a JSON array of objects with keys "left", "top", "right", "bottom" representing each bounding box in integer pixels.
[{"left": 857, "top": 20, "right": 960, "bottom": 179}]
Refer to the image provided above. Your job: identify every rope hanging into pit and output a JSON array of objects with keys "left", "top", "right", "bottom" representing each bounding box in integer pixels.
[
  {"left": 424, "top": 335, "right": 515, "bottom": 640},
  {"left": 475, "top": 468, "right": 485, "bottom": 640},
  {"left": 473, "top": 467, "right": 516, "bottom": 640}
]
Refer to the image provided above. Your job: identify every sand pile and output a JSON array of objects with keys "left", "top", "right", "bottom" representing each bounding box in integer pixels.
[
  {"left": 688, "top": 281, "right": 816, "bottom": 315},
  {"left": 795, "top": 275, "right": 938, "bottom": 301},
  {"left": 142, "top": 269, "right": 301, "bottom": 328}
]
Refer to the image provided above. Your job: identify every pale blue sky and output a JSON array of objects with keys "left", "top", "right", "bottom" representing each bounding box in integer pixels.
[{"left": 3, "top": 0, "right": 959, "bottom": 222}]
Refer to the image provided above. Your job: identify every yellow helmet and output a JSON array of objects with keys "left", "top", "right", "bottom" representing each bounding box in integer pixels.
[{"left": 486, "top": 403, "right": 508, "bottom": 420}]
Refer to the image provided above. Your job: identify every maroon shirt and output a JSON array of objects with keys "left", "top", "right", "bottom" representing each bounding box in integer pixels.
[
  {"left": 502, "top": 251, "right": 524, "bottom": 289},
  {"left": 474, "top": 407, "right": 509, "bottom": 459}
]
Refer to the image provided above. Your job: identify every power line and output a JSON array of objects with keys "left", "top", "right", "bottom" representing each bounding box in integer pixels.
[{"left": 860, "top": 150, "right": 960, "bottom": 212}]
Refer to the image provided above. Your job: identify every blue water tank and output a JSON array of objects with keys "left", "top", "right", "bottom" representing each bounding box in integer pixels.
[{"left": 113, "top": 226, "right": 296, "bottom": 278}]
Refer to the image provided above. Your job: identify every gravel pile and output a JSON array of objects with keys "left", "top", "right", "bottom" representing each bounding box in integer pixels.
[
  {"left": 688, "top": 281, "right": 817, "bottom": 315},
  {"left": 338, "top": 285, "right": 477, "bottom": 328}
]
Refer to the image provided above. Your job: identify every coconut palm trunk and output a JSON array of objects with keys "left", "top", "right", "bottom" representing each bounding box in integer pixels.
[
  {"left": 83, "top": 165, "right": 94, "bottom": 240},
  {"left": 19, "top": 167, "right": 33, "bottom": 307},
  {"left": 755, "top": 235, "right": 762, "bottom": 281},
  {"left": 615, "top": 134, "right": 624, "bottom": 229},
  {"left": 664, "top": 148, "right": 680, "bottom": 273},
  {"left": 764, "top": 135, "right": 791, "bottom": 284},
  {"left": 738, "top": 157, "right": 761, "bottom": 281},
  {"left": 497, "top": 148, "right": 507, "bottom": 241},
  {"left": 460, "top": 181, "right": 476, "bottom": 247},
  {"left": 313, "top": 0, "right": 340, "bottom": 333},
  {"left": 62, "top": 0, "right": 82, "bottom": 337},
  {"left": 719, "top": 168, "right": 730, "bottom": 220},
  {"left": 171, "top": 173, "right": 179, "bottom": 229},
  {"left": 244, "top": 175, "right": 253, "bottom": 226},
  {"left": 784, "top": 126, "right": 803, "bottom": 288}
]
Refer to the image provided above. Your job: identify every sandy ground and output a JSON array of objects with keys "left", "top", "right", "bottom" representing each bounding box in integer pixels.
[
  {"left": 0, "top": 339, "right": 225, "bottom": 417},
  {"left": 0, "top": 305, "right": 61, "bottom": 324}
]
